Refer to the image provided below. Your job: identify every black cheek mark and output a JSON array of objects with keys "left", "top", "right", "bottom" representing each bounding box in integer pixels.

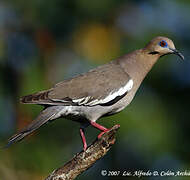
[{"left": 149, "top": 51, "right": 159, "bottom": 55}]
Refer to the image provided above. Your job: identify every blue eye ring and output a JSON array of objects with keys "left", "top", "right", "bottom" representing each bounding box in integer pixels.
[{"left": 159, "top": 40, "right": 168, "bottom": 48}]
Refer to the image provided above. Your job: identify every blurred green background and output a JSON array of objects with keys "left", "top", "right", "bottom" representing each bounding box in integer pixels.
[{"left": 0, "top": 0, "right": 190, "bottom": 179}]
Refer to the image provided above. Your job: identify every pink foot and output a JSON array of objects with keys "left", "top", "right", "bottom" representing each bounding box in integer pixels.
[
  {"left": 91, "top": 122, "right": 120, "bottom": 139},
  {"left": 97, "top": 129, "right": 110, "bottom": 139},
  {"left": 90, "top": 121, "right": 120, "bottom": 139}
]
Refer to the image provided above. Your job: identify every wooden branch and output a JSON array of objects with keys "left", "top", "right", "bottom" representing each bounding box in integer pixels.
[{"left": 45, "top": 124, "right": 120, "bottom": 180}]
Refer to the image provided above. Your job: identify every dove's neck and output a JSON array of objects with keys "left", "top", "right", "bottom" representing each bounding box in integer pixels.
[{"left": 117, "top": 49, "right": 160, "bottom": 90}]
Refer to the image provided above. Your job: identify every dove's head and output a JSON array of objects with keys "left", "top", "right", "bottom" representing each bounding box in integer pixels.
[{"left": 145, "top": 36, "right": 184, "bottom": 60}]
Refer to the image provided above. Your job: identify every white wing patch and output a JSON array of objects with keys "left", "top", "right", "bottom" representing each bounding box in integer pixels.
[
  {"left": 73, "top": 79, "right": 133, "bottom": 106},
  {"left": 73, "top": 96, "right": 91, "bottom": 105}
]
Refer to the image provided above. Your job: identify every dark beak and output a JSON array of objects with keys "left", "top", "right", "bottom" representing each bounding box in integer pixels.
[{"left": 169, "top": 48, "right": 184, "bottom": 60}]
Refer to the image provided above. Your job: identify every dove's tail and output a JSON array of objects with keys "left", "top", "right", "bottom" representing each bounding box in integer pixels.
[{"left": 5, "top": 106, "right": 64, "bottom": 148}]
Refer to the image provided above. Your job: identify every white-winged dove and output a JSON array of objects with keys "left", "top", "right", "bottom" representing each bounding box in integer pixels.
[{"left": 6, "top": 36, "right": 184, "bottom": 150}]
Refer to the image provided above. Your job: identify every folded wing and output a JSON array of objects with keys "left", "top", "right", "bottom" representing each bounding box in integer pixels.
[{"left": 21, "top": 62, "right": 133, "bottom": 106}]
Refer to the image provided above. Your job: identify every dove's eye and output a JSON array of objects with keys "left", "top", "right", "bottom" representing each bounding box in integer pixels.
[{"left": 159, "top": 40, "right": 168, "bottom": 48}]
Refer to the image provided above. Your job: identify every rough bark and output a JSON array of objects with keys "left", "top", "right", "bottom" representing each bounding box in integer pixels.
[{"left": 45, "top": 124, "right": 120, "bottom": 180}]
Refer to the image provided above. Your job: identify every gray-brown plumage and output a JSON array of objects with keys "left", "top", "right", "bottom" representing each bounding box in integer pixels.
[
  {"left": 21, "top": 63, "right": 131, "bottom": 106},
  {"left": 6, "top": 36, "right": 184, "bottom": 150}
]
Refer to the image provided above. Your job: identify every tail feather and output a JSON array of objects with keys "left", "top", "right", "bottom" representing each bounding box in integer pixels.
[
  {"left": 5, "top": 106, "right": 63, "bottom": 148},
  {"left": 4, "top": 131, "right": 33, "bottom": 148}
]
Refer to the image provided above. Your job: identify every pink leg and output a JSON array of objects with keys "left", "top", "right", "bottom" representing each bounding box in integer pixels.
[
  {"left": 90, "top": 121, "right": 109, "bottom": 139},
  {"left": 80, "top": 128, "right": 87, "bottom": 151}
]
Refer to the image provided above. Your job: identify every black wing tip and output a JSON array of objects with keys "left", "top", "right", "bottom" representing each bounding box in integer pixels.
[
  {"left": 20, "top": 91, "right": 51, "bottom": 104},
  {"left": 20, "top": 95, "right": 33, "bottom": 104}
]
